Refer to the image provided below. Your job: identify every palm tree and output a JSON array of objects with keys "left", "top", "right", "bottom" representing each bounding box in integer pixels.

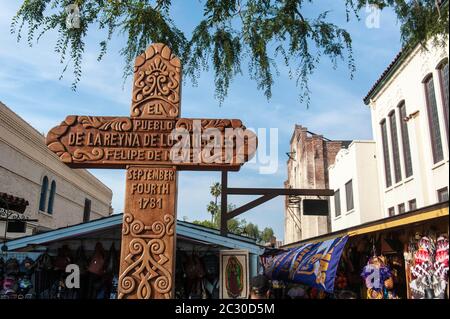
[{"left": 207, "top": 183, "right": 221, "bottom": 223}]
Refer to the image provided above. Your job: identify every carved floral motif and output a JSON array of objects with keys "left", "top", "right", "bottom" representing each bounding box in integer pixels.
[
  {"left": 119, "top": 214, "right": 175, "bottom": 299},
  {"left": 78, "top": 116, "right": 132, "bottom": 131},
  {"left": 175, "top": 119, "right": 245, "bottom": 132},
  {"left": 131, "top": 43, "right": 181, "bottom": 118},
  {"left": 45, "top": 116, "right": 134, "bottom": 164}
]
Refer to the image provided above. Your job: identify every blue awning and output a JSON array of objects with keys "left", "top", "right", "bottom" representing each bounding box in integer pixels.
[{"left": 262, "top": 236, "right": 349, "bottom": 293}]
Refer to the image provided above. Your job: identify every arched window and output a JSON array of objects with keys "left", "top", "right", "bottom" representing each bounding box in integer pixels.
[
  {"left": 398, "top": 101, "right": 413, "bottom": 178},
  {"left": 47, "top": 180, "right": 56, "bottom": 214},
  {"left": 39, "top": 176, "right": 48, "bottom": 211},
  {"left": 380, "top": 119, "right": 392, "bottom": 187},
  {"left": 423, "top": 74, "right": 444, "bottom": 163},
  {"left": 437, "top": 59, "right": 448, "bottom": 143},
  {"left": 388, "top": 110, "right": 402, "bottom": 183}
]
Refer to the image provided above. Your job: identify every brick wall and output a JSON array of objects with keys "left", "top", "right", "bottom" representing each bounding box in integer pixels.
[{"left": 284, "top": 125, "right": 349, "bottom": 243}]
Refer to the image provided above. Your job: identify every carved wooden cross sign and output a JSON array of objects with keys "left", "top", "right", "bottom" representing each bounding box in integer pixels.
[{"left": 46, "top": 43, "right": 257, "bottom": 299}]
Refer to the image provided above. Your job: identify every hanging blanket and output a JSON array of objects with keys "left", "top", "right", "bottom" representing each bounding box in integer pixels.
[{"left": 264, "top": 236, "right": 349, "bottom": 293}]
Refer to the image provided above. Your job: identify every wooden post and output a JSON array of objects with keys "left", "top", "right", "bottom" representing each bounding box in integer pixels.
[
  {"left": 118, "top": 165, "right": 177, "bottom": 299},
  {"left": 220, "top": 170, "right": 228, "bottom": 236}
]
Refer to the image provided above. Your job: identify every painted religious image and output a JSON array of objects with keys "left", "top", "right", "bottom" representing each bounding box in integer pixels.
[{"left": 220, "top": 250, "right": 249, "bottom": 299}]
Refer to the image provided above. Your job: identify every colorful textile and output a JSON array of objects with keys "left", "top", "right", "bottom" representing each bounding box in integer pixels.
[{"left": 264, "top": 236, "right": 348, "bottom": 293}]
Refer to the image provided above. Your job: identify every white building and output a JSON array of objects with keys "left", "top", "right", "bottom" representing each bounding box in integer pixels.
[
  {"left": 329, "top": 141, "right": 382, "bottom": 231},
  {"left": 364, "top": 40, "right": 449, "bottom": 217},
  {"left": 327, "top": 39, "right": 448, "bottom": 231},
  {"left": 0, "top": 102, "right": 113, "bottom": 239}
]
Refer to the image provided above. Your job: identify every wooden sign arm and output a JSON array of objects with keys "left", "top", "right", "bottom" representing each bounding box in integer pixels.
[{"left": 219, "top": 170, "right": 334, "bottom": 236}]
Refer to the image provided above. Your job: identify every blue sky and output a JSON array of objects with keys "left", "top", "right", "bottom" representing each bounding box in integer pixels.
[{"left": 0, "top": 1, "right": 402, "bottom": 240}]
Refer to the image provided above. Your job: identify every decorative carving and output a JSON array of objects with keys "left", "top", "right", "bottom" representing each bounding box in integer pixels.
[
  {"left": 46, "top": 43, "right": 258, "bottom": 300},
  {"left": 73, "top": 148, "right": 104, "bottom": 161},
  {"left": 175, "top": 118, "right": 245, "bottom": 132},
  {"left": 46, "top": 116, "right": 135, "bottom": 164},
  {"left": 78, "top": 116, "right": 132, "bottom": 131},
  {"left": 122, "top": 213, "right": 174, "bottom": 238},
  {"left": 131, "top": 43, "right": 181, "bottom": 118},
  {"left": 118, "top": 214, "right": 175, "bottom": 299},
  {"left": 46, "top": 115, "right": 257, "bottom": 168}
]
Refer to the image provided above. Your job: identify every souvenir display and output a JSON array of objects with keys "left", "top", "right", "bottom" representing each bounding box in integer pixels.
[
  {"left": 0, "top": 242, "right": 121, "bottom": 299},
  {"left": 53, "top": 245, "right": 72, "bottom": 271},
  {"left": 361, "top": 255, "right": 398, "bottom": 299},
  {"left": 174, "top": 251, "right": 221, "bottom": 299},
  {"left": 74, "top": 245, "right": 88, "bottom": 275},
  {"left": 0, "top": 255, "right": 36, "bottom": 299},
  {"left": 88, "top": 243, "right": 106, "bottom": 276},
  {"left": 408, "top": 234, "right": 449, "bottom": 299},
  {"left": 335, "top": 271, "right": 348, "bottom": 290}
]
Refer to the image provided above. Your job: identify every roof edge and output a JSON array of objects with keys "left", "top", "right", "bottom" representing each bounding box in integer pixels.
[{"left": 364, "top": 1, "right": 449, "bottom": 105}]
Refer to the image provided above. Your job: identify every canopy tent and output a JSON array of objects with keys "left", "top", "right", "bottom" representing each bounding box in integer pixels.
[{"left": 261, "top": 236, "right": 349, "bottom": 293}]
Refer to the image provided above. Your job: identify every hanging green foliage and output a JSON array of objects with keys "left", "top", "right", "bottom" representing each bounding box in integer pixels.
[{"left": 10, "top": 0, "right": 449, "bottom": 104}]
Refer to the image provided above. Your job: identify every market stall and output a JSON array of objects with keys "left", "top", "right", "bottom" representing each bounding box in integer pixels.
[
  {"left": 267, "top": 202, "right": 449, "bottom": 299},
  {"left": 2, "top": 214, "right": 263, "bottom": 299}
]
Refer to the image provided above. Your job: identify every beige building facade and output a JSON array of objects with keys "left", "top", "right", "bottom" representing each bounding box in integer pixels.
[{"left": 0, "top": 102, "right": 113, "bottom": 239}]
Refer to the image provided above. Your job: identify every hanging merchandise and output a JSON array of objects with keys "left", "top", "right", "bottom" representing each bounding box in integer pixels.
[
  {"left": 88, "top": 242, "right": 106, "bottom": 276},
  {"left": 409, "top": 234, "right": 449, "bottom": 299},
  {"left": 434, "top": 236, "right": 449, "bottom": 278},
  {"left": 335, "top": 271, "right": 348, "bottom": 290},
  {"left": 361, "top": 255, "right": 398, "bottom": 299},
  {"left": 54, "top": 245, "right": 72, "bottom": 271},
  {"left": 202, "top": 253, "right": 220, "bottom": 299},
  {"left": 74, "top": 245, "right": 88, "bottom": 275},
  {"left": 265, "top": 236, "right": 349, "bottom": 293}
]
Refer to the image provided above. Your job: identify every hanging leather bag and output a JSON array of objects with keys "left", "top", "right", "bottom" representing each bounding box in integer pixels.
[{"left": 88, "top": 242, "right": 106, "bottom": 276}]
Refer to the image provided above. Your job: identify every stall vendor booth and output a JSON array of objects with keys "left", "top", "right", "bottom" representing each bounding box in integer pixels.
[
  {"left": 264, "top": 202, "right": 449, "bottom": 299},
  {"left": 1, "top": 214, "right": 263, "bottom": 299}
]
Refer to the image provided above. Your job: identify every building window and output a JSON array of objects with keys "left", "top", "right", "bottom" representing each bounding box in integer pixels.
[
  {"left": 380, "top": 120, "right": 392, "bottom": 187},
  {"left": 47, "top": 180, "right": 56, "bottom": 214},
  {"left": 437, "top": 187, "right": 449, "bottom": 203},
  {"left": 398, "top": 203, "right": 406, "bottom": 214},
  {"left": 345, "top": 180, "right": 354, "bottom": 212},
  {"left": 334, "top": 189, "right": 341, "bottom": 217},
  {"left": 39, "top": 176, "right": 48, "bottom": 211},
  {"left": 408, "top": 199, "right": 417, "bottom": 211},
  {"left": 389, "top": 110, "right": 402, "bottom": 183},
  {"left": 83, "top": 198, "right": 91, "bottom": 222},
  {"left": 398, "top": 102, "right": 413, "bottom": 178},
  {"left": 424, "top": 75, "right": 444, "bottom": 163},
  {"left": 438, "top": 61, "right": 449, "bottom": 141},
  {"left": 388, "top": 207, "right": 395, "bottom": 217}
]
